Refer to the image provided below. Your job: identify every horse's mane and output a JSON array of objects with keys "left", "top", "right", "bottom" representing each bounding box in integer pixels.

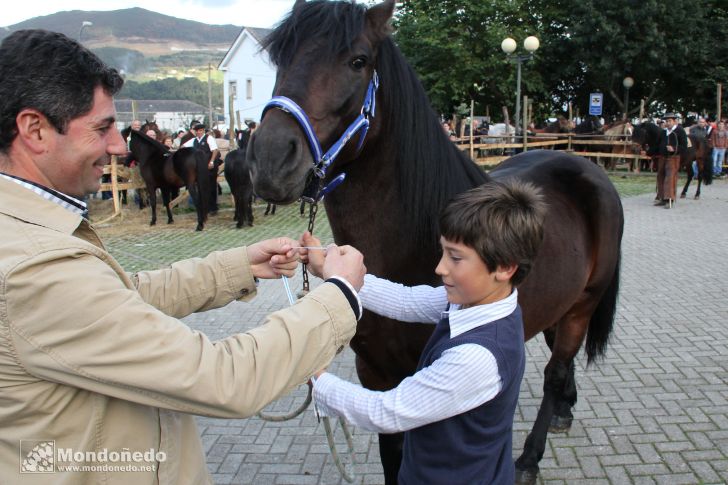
[
  {"left": 264, "top": 0, "right": 487, "bottom": 245},
  {"left": 263, "top": 1, "right": 367, "bottom": 69}
]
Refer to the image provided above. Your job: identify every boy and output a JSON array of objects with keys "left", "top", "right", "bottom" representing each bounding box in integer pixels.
[{"left": 301, "top": 180, "right": 546, "bottom": 484}]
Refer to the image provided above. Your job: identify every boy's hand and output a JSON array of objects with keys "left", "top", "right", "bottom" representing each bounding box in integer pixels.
[
  {"left": 323, "top": 244, "right": 366, "bottom": 291},
  {"left": 247, "top": 237, "right": 300, "bottom": 279},
  {"left": 299, "top": 231, "right": 324, "bottom": 278}
]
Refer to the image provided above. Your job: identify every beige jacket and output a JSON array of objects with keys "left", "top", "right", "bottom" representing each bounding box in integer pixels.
[{"left": 0, "top": 176, "right": 357, "bottom": 484}]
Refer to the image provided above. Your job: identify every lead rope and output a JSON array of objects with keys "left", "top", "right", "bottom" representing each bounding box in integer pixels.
[{"left": 256, "top": 199, "right": 357, "bottom": 482}]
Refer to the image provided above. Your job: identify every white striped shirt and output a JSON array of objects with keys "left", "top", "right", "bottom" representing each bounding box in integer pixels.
[
  {"left": 0, "top": 172, "right": 87, "bottom": 217},
  {"left": 313, "top": 274, "right": 518, "bottom": 434}
]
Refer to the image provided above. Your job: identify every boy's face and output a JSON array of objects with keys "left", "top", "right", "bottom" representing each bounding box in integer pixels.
[{"left": 435, "top": 237, "right": 516, "bottom": 308}]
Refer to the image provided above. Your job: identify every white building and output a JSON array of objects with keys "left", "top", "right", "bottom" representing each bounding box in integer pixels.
[
  {"left": 114, "top": 99, "right": 207, "bottom": 133},
  {"left": 218, "top": 27, "right": 275, "bottom": 128}
]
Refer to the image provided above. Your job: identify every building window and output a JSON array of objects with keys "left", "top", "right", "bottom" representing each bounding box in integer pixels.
[
  {"left": 246, "top": 78, "right": 253, "bottom": 100},
  {"left": 229, "top": 81, "right": 237, "bottom": 99}
]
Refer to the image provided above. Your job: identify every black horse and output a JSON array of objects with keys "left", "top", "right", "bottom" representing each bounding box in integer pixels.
[
  {"left": 223, "top": 148, "right": 255, "bottom": 228},
  {"left": 128, "top": 130, "right": 211, "bottom": 231},
  {"left": 249, "top": 2, "right": 623, "bottom": 483},
  {"left": 632, "top": 121, "right": 712, "bottom": 198}
]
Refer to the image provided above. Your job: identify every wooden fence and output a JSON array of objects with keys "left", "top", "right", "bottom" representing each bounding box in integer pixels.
[{"left": 455, "top": 132, "right": 651, "bottom": 167}]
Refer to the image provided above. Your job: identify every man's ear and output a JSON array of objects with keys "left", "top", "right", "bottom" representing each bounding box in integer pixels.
[{"left": 14, "top": 109, "right": 54, "bottom": 155}]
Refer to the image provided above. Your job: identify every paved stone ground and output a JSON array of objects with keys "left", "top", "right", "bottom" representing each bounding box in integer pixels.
[{"left": 100, "top": 177, "right": 728, "bottom": 484}]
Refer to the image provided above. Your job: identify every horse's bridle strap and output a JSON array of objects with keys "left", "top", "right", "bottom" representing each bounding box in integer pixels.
[{"left": 261, "top": 71, "right": 379, "bottom": 195}]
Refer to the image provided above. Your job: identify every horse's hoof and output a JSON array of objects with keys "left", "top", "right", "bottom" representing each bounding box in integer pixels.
[
  {"left": 694, "top": 196, "right": 700, "bottom": 200},
  {"left": 680, "top": 194, "right": 686, "bottom": 199},
  {"left": 246, "top": 222, "right": 253, "bottom": 227},
  {"left": 167, "top": 220, "right": 173, "bottom": 224},
  {"left": 150, "top": 221, "right": 156, "bottom": 226},
  {"left": 236, "top": 223, "right": 243, "bottom": 229},
  {"left": 515, "top": 467, "right": 539, "bottom": 485},
  {"left": 549, "top": 414, "right": 573, "bottom": 433},
  {"left": 195, "top": 225, "right": 203, "bottom": 232}
]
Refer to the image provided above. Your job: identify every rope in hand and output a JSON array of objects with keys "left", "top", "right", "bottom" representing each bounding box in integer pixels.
[{"left": 255, "top": 204, "right": 357, "bottom": 482}]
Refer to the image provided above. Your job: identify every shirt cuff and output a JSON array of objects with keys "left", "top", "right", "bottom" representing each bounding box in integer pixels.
[
  {"left": 325, "top": 277, "right": 362, "bottom": 320},
  {"left": 311, "top": 372, "right": 340, "bottom": 419}
]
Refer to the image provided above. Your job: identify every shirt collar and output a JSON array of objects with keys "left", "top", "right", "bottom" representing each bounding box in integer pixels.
[
  {"left": 0, "top": 172, "right": 87, "bottom": 217},
  {"left": 442, "top": 289, "right": 518, "bottom": 338}
]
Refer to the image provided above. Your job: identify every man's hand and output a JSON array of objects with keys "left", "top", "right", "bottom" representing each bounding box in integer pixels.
[{"left": 247, "top": 237, "right": 300, "bottom": 279}]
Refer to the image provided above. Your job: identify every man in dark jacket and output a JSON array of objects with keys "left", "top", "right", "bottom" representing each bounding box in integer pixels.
[{"left": 656, "top": 113, "right": 687, "bottom": 208}]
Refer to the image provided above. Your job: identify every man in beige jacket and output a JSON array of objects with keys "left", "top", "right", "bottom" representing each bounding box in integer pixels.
[{"left": 0, "top": 30, "right": 366, "bottom": 484}]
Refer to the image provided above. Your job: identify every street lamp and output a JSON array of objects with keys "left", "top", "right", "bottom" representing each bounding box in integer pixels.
[
  {"left": 622, "top": 76, "right": 634, "bottom": 120},
  {"left": 502, "top": 35, "right": 539, "bottom": 133},
  {"left": 79, "top": 21, "right": 93, "bottom": 43}
]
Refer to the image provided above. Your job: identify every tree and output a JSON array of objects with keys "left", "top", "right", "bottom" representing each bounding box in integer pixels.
[{"left": 393, "top": 0, "right": 728, "bottom": 122}]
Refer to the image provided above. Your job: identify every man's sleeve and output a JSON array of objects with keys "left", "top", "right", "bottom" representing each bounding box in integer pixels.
[{"left": 5, "top": 250, "right": 357, "bottom": 418}]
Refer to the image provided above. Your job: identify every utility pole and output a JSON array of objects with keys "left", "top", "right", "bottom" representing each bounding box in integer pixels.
[{"left": 207, "top": 63, "right": 213, "bottom": 130}]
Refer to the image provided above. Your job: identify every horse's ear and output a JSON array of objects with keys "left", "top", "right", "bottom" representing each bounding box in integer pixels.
[
  {"left": 293, "top": 0, "right": 305, "bottom": 9},
  {"left": 366, "top": 0, "right": 395, "bottom": 41}
]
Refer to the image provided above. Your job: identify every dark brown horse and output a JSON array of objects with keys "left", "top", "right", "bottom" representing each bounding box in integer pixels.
[
  {"left": 248, "top": 2, "right": 623, "bottom": 483},
  {"left": 128, "top": 130, "right": 211, "bottom": 231},
  {"left": 632, "top": 121, "right": 712, "bottom": 198}
]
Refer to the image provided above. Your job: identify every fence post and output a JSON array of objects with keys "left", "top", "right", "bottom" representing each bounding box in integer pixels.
[
  {"left": 469, "top": 98, "right": 475, "bottom": 160},
  {"left": 111, "top": 156, "right": 120, "bottom": 216}
]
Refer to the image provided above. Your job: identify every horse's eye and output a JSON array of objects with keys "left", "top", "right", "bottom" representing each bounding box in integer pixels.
[{"left": 350, "top": 57, "right": 367, "bottom": 71}]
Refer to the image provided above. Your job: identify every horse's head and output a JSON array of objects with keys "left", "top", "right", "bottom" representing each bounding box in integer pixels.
[{"left": 247, "top": 0, "right": 395, "bottom": 204}]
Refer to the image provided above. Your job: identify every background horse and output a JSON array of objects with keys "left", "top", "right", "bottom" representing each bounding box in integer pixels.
[
  {"left": 600, "top": 120, "right": 636, "bottom": 170},
  {"left": 248, "top": 1, "right": 623, "bottom": 484},
  {"left": 128, "top": 130, "right": 211, "bottom": 231},
  {"left": 223, "top": 148, "right": 255, "bottom": 228},
  {"left": 632, "top": 121, "right": 712, "bottom": 198}
]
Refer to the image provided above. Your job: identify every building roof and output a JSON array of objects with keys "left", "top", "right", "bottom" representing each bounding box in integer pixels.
[
  {"left": 218, "top": 26, "right": 274, "bottom": 70},
  {"left": 114, "top": 99, "right": 207, "bottom": 113}
]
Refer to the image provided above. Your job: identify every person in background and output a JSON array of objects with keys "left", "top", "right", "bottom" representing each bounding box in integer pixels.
[
  {"left": 182, "top": 123, "right": 221, "bottom": 214},
  {"left": 656, "top": 113, "right": 687, "bottom": 208},
  {"left": 163, "top": 134, "right": 174, "bottom": 149},
  {"left": 710, "top": 120, "right": 727, "bottom": 177},
  {"left": 0, "top": 29, "right": 368, "bottom": 484},
  {"left": 301, "top": 180, "right": 546, "bottom": 485}
]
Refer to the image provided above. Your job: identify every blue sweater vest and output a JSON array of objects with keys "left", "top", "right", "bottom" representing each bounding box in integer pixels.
[{"left": 398, "top": 306, "right": 525, "bottom": 485}]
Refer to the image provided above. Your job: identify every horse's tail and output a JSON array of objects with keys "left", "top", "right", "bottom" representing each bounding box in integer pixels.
[
  {"left": 194, "top": 151, "right": 211, "bottom": 216},
  {"left": 585, "top": 249, "right": 621, "bottom": 366}
]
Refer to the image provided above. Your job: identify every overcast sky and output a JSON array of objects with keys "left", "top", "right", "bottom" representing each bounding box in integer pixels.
[{"left": 2, "top": 0, "right": 298, "bottom": 28}]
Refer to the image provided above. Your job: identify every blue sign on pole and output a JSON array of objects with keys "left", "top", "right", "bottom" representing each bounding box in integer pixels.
[{"left": 589, "top": 93, "right": 603, "bottom": 116}]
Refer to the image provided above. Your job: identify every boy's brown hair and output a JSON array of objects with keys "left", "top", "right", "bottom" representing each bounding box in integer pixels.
[{"left": 438, "top": 180, "right": 546, "bottom": 286}]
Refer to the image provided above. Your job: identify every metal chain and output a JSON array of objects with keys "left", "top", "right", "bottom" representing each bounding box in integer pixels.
[{"left": 301, "top": 201, "right": 318, "bottom": 293}]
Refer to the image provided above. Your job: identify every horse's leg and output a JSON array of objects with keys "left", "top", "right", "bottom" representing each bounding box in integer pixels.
[
  {"left": 694, "top": 159, "right": 704, "bottom": 199},
  {"left": 161, "top": 189, "right": 173, "bottom": 224},
  {"left": 378, "top": 432, "right": 404, "bottom": 485},
  {"left": 515, "top": 318, "right": 587, "bottom": 485},
  {"left": 148, "top": 187, "right": 157, "bottom": 226},
  {"left": 243, "top": 186, "right": 254, "bottom": 227},
  {"left": 264, "top": 202, "right": 271, "bottom": 216},
  {"left": 542, "top": 328, "right": 577, "bottom": 432},
  {"left": 299, "top": 200, "right": 305, "bottom": 216},
  {"left": 680, "top": 166, "right": 692, "bottom": 199}
]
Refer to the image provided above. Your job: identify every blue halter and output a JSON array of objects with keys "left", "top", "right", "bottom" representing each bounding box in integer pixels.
[{"left": 261, "top": 71, "right": 379, "bottom": 201}]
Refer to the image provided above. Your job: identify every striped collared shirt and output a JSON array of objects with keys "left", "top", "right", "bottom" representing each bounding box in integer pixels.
[
  {"left": 0, "top": 172, "right": 88, "bottom": 218},
  {"left": 313, "top": 274, "right": 518, "bottom": 434}
]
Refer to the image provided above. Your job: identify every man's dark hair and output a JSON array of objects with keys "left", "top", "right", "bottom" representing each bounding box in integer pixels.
[
  {"left": 439, "top": 180, "right": 546, "bottom": 286},
  {"left": 0, "top": 30, "right": 124, "bottom": 152}
]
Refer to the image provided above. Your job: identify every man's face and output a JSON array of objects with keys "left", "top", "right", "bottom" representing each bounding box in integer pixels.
[
  {"left": 44, "top": 86, "right": 127, "bottom": 197},
  {"left": 195, "top": 128, "right": 205, "bottom": 138},
  {"left": 666, "top": 118, "right": 676, "bottom": 128},
  {"left": 131, "top": 120, "right": 141, "bottom": 131}
]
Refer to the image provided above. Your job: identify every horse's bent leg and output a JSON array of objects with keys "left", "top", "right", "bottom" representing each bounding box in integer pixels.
[{"left": 378, "top": 432, "right": 404, "bottom": 485}]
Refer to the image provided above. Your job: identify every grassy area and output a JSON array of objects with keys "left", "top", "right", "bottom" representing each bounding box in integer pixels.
[{"left": 607, "top": 172, "right": 657, "bottom": 197}]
